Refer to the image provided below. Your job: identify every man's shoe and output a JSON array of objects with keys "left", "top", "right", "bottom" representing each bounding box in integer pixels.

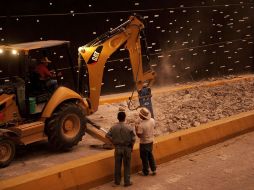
[
  {"left": 151, "top": 171, "right": 156, "bottom": 176},
  {"left": 138, "top": 171, "right": 148, "bottom": 176},
  {"left": 112, "top": 183, "right": 120, "bottom": 187},
  {"left": 124, "top": 182, "right": 133, "bottom": 187}
]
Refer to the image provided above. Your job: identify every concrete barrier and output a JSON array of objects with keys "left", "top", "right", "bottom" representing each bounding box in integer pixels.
[{"left": 1, "top": 110, "right": 254, "bottom": 190}]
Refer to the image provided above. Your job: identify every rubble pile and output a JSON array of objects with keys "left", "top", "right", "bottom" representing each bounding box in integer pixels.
[
  {"left": 89, "top": 77, "right": 254, "bottom": 137},
  {"left": 152, "top": 79, "right": 254, "bottom": 136}
]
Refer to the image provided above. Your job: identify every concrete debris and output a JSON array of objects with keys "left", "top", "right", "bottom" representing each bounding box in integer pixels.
[{"left": 89, "top": 77, "right": 254, "bottom": 137}]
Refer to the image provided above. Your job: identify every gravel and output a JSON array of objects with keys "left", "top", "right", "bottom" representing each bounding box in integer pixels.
[{"left": 88, "top": 76, "right": 254, "bottom": 137}]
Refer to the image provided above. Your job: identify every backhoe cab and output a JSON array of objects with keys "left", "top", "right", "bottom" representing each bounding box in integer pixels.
[
  {"left": 0, "top": 15, "right": 155, "bottom": 167},
  {"left": 0, "top": 40, "right": 88, "bottom": 167}
]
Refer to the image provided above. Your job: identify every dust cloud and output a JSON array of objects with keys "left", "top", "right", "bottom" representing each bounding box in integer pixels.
[{"left": 153, "top": 53, "right": 176, "bottom": 86}]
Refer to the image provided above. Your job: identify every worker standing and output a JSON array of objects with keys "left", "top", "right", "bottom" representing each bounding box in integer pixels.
[
  {"left": 135, "top": 107, "right": 157, "bottom": 176},
  {"left": 106, "top": 110, "right": 136, "bottom": 187}
]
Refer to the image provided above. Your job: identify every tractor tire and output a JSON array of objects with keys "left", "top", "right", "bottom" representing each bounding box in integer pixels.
[
  {"left": 46, "top": 102, "right": 86, "bottom": 150},
  {"left": 0, "top": 138, "right": 16, "bottom": 168}
]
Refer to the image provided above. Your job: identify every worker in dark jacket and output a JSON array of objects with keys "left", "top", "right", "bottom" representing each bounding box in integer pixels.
[{"left": 106, "top": 110, "right": 136, "bottom": 187}]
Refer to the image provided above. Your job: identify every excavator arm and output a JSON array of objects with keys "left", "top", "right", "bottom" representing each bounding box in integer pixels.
[{"left": 78, "top": 16, "right": 155, "bottom": 113}]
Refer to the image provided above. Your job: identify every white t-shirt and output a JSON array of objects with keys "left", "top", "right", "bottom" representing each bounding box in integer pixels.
[{"left": 136, "top": 118, "right": 155, "bottom": 144}]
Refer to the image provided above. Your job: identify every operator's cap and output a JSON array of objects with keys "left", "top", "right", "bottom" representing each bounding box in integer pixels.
[{"left": 41, "top": 57, "right": 52, "bottom": 63}]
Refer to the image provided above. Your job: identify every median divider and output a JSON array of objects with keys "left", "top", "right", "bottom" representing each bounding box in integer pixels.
[{"left": 1, "top": 110, "right": 254, "bottom": 190}]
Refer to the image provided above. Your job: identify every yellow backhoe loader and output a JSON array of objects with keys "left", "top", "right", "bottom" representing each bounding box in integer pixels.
[{"left": 0, "top": 16, "right": 155, "bottom": 167}]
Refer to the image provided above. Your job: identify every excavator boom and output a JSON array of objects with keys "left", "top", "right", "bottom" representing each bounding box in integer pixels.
[{"left": 78, "top": 16, "right": 155, "bottom": 113}]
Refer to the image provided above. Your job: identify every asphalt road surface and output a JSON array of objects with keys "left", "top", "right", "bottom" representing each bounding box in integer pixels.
[
  {"left": 0, "top": 135, "right": 106, "bottom": 179},
  {"left": 91, "top": 131, "right": 254, "bottom": 190}
]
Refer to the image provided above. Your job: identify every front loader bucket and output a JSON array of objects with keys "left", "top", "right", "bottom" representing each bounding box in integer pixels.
[{"left": 86, "top": 124, "right": 112, "bottom": 145}]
